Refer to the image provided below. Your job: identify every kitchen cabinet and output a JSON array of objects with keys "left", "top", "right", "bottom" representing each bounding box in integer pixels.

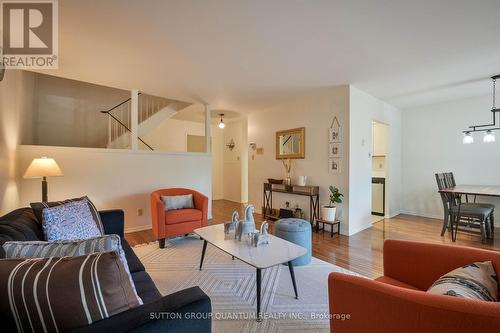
[{"left": 372, "top": 122, "right": 388, "bottom": 156}]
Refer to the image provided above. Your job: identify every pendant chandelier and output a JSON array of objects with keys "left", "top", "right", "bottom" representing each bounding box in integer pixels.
[
  {"left": 462, "top": 74, "right": 500, "bottom": 144},
  {"left": 218, "top": 113, "right": 225, "bottom": 129}
]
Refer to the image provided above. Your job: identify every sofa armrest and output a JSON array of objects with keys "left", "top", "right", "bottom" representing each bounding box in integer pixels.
[
  {"left": 71, "top": 286, "right": 211, "bottom": 333},
  {"left": 99, "top": 209, "right": 125, "bottom": 238},
  {"left": 328, "top": 272, "right": 500, "bottom": 333},
  {"left": 383, "top": 239, "right": 500, "bottom": 290}
]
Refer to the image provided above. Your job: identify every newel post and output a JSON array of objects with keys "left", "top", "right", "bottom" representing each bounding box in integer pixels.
[{"left": 131, "top": 89, "right": 139, "bottom": 150}]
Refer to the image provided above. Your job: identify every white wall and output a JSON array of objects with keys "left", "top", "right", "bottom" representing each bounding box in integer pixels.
[
  {"left": 248, "top": 86, "right": 351, "bottom": 233},
  {"left": 142, "top": 118, "right": 206, "bottom": 152},
  {"left": 221, "top": 120, "right": 246, "bottom": 203},
  {"left": 247, "top": 85, "right": 402, "bottom": 236},
  {"left": 240, "top": 117, "right": 249, "bottom": 203},
  {"left": 26, "top": 74, "right": 129, "bottom": 148},
  {"left": 211, "top": 125, "right": 224, "bottom": 200},
  {"left": 210, "top": 119, "right": 248, "bottom": 203},
  {"left": 0, "top": 70, "right": 35, "bottom": 214},
  {"left": 18, "top": 145, "right": 212, "bottom": 232},
  {"left": 401, "top": 94, "right": 500, "bottom": 219},
  {"left": 349, "top": 87, "right": 402, "bottom": 234}
]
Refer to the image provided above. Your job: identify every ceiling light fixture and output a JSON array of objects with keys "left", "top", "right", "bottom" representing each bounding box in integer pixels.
[
  {"left": 462, "top": 74, "right": 500, "bottom": 144},
  {"left": 483, "top": 130, "right": 495, "bottom": 143},
  {"left": 218, "top": 113, "right": 225, "bottom": 129},
  {"left": 463, "top": 132, "right": 474, "bottom": 144}
]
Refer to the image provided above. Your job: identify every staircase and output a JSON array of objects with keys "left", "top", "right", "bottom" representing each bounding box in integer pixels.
[{"left": 102, "top": 93, "right": 192, "bottom": 150}]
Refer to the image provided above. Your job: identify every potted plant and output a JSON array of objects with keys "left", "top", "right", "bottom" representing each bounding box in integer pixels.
[{"left": 321, "top": 186, "right": 343, "bottom": 221}]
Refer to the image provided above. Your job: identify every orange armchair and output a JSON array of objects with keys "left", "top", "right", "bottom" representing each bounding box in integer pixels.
[
  {"left": 151, "top": 188, "right": 208, "bottom": 248},
  {"left": 328, "top": 240, "right": 500, "bottom": 333}
]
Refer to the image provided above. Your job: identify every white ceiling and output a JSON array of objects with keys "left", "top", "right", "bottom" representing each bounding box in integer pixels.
[{"left": 37, "top": 0, "right": 500, "bottom": 112}]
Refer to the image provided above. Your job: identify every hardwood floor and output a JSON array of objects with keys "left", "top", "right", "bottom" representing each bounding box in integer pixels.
[{"left": 126, "top": 199, "right": 500, "bottom": 279}]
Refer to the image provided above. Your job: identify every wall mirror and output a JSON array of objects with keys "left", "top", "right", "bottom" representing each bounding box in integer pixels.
[{"left": 276, "top": 127, "right": 305, "bottom": 159}]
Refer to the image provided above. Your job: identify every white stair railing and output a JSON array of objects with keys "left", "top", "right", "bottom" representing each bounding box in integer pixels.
[{"left": 102, "top": 92, "right": 191, "bottom": 150}]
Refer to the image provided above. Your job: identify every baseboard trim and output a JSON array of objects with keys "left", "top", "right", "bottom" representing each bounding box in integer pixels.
[
  {"left": 386, "top": 210, "right": 402, "bottom": 219},
  {"left": 124, "top": 225, "right": 152, "bottom": 233},
  {"left": 399, "top": 211, "right": 442, "bottom": 220}
]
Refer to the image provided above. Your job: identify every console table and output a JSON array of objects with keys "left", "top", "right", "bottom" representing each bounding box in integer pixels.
[{"left": 263, "top": 183, "right": 320, "bottom": 224}]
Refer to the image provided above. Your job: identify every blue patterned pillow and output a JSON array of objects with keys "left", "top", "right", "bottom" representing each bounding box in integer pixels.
[{"left": 42, "top": 200, "right": 101, "bottom": 241}]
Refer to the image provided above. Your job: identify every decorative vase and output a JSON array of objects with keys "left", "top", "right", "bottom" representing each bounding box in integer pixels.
[
  {"left": 321, "top": 205, "right": 337, "bottom": 222},
  {"left": 285, "top": 174, "right": 292, "bottom": 186},
  {"left": 297, "top": 176, "right": 307, "bottom": 186}
]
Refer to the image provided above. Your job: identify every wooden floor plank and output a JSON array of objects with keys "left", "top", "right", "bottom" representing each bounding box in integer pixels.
[{"left": 126, "top": 199, "right": 499, "bottom": 278}]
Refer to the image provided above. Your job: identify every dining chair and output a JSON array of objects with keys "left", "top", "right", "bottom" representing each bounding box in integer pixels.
[
  {"left": 445, "top": 172, "right": 495, "bottom": 235},
  {"left": 435, "top": 173, "right": 493, "bottom": 243},
  {"left": 436, "top": 173, "right": 453, "bottom": 236}
]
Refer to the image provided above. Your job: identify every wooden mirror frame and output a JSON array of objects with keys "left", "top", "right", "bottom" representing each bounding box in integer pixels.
[{"left": 275, "top": 127, "right": 305, "bottom": 159}]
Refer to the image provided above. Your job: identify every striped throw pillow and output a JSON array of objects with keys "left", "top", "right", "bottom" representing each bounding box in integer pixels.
[
  {"left": 0, "top": 252, "right": 140, "bottom": 332},
  {"left": 427, "top": 261, "right": 498, "bottom": 301},
  {"left": 2, "top": 235, "right": 142, "bottom": 304}
]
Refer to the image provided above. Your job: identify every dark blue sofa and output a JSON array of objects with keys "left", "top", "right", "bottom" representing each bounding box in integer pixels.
[{"left": 0, "top": 207, "right": 211, "bottom": 333}]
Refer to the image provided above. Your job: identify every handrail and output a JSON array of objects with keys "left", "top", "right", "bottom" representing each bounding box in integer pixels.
[
  {"left": 100, "top": 93, "right": 154, "bottom": 151},
  {"left": 100, "top": 92, "right": 142, "bottom": 114}
]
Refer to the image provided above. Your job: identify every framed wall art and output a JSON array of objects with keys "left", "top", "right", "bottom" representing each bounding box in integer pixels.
[
  {"left": 329, "top": 158, "right": 341, "bottom": 174},
  {"left": 329, "top": 142, "right": 342, "bottom": 158},
  {"left": 328, "top": 116, "right": 342, "bottom": 173},
  {"left": 329, "top": 126, "right": 342, "bottom": 143}
]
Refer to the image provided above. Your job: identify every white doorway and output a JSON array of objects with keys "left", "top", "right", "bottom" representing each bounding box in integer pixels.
[
  {"left": 371, "top": 121, "right": 389, "bottom": 223},
  {"left": 211, "top": 111, "right": 248, "bottom": 204}
]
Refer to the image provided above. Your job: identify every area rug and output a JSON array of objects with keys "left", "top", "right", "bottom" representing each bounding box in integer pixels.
[{"left": 133, "top": 235, "right": 362, "bottom": 333}]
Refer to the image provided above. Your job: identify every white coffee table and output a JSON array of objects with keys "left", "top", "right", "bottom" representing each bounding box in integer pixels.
[{"left": 194, "top": 224, "right": 307, "bottom": 321}]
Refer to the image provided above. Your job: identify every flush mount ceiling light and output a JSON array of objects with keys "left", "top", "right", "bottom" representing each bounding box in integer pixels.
[
  {"left": 218, "top": 113, "right": 225, "bottom": 129},
  {"left": 462, "top": 74, "right": 500, "bottom": 144}
]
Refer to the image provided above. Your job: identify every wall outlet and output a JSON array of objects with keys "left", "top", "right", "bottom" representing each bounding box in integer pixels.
[{"left": 137, "top": 208, "right": 143, "bottom": 216}]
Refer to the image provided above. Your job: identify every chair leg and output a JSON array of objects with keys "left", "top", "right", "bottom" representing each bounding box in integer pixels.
[
  {"left": 485, "top": 217, "right": 492, "bottom": 240},
  {"left": 480, "top": 221, "right": 487, "bottom": 244},
  {"left": 491, "top": 211, "right": 495, "bottom": 235},
  {"left": 159, "top": 238, "right": 166, "bottom": 249},
  {"left": 441, "top": 212, "right": 449, "bottom": 236},
  {"left": 450, "top": 213, "right": 456, "bottom": 242}
]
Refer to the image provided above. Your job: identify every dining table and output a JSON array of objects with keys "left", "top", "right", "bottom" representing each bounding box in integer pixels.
[{"left": 438, "top": 185, "right": 500, "bottom": 241}]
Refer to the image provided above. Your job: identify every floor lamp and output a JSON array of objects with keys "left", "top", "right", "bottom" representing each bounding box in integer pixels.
[{"left": 23, "top": 157, "right": 63, "bottom": 202}]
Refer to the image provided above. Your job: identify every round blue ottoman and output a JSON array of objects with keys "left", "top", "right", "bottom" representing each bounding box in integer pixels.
[{"left": 274, "top": 218, "right": 311, "bottom": 266}]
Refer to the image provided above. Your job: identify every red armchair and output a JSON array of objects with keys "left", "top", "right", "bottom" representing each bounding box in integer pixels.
[
  {"left": 151, "top": 188, "right": 208, "bottom": 248},
  {"left": 328, "top": 240, "right": 500, "bottom": 333}
]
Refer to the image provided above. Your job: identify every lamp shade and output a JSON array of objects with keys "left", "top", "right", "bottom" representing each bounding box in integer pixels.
[{"left": 23, "top": 157, "right": 63, "bottom": 178}]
